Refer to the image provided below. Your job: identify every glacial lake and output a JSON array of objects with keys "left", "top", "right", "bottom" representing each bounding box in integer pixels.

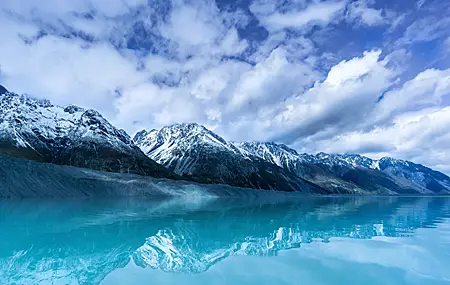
[{"left": 1, "top": 196, "right": 449, "bottom": 285}]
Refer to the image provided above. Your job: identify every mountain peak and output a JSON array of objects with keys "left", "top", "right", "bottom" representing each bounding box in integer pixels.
[
  {"left": 63, "top": 105, "right": 85, "bottom": 114},
  {"left": 316, "top": 152, "right": 330, "bottom": 159},
  {"left": 233, "top": 141, "right": 302, "bottom": 168},
  {"left": 133, "top": 129, "right": 149, "bottom": 143},
  {"left": 0, "top": 87, "right": 139, "bottom": 153},
  {"left": 379, "top": 156, "right": 405, "bottom": 164},
  {"left": 176, "top": 122, "right": 202, "bottom": 128},
  {"left": 0, "top": 85, "right": 8, "bottom": 95},
  {"left": 158, "top": 123, "right": 229, "bottom": 147},
  {"left": 166, "top": 122, "right": 210, "bottom": 133},
  {"left": 133, "top": 122, "right": 322, "bottom": 192}
]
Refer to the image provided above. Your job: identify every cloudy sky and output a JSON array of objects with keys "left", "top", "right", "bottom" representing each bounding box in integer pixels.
[{"left": 0, "top": 0, "right": 450, "bottom": 172}]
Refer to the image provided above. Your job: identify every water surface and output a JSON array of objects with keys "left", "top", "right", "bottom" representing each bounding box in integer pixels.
[{"left": 1, "top": 196, "right": 449, "bottom": 284}]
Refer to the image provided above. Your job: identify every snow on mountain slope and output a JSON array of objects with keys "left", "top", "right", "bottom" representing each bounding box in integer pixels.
[
  {"left": 233, "top": 142, "right": 305, "bottom": 169},
  {"left": 134, "top": 123, "right": 325, "bottom": 193},
  {"left": 134, "top": 123, "right": 241, "bottom": 175},
  {"left": 0, "top": 86, "right": 134, "bottom": 153},
  {"left": 236, "top": 142, "right": 450, "bottom": 194},
  {"left": 0, "top": 85, "right": 175, "bottom": 178}
]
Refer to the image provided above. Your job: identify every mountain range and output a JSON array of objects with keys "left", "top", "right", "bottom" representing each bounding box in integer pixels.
[
  {"left": 134, "top": 124, "right": 450, "bottom": 195},
  {"left": 1, "top": 84, "right": 450, "bottom": 195}
]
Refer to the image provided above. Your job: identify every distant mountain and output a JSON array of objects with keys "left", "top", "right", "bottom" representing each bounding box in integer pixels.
[
  {"left": 235, "top": 142, "right": 450, "bottom": 194},
  {"left": 133, "top": 123, "right": 325, "bottom": 193},
  {"left": 135, "top": 123, "right": 450, "bottom": 195},
  {"left": 0, "top": 85, "right": 177, "bottom": 179}
]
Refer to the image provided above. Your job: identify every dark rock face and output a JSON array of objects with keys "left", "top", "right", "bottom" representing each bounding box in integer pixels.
[
  {"left": 132, "top": 129, "right": 149, "bottom": 143},
  {"left": 64, "top": 105, "right": 84, "bottom": 114},
  {"left": 0, "top": 85, "right": 8, "bottom": 95},
  {"left": 51, "top": 142, "right": 176, "bottom": 179},
  {"left": 180, "top": 149, "right": 323, "bottom": 193}
]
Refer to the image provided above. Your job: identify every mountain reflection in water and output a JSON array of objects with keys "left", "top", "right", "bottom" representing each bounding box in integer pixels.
[{"left": 1, "top": 196, "right": 449, "bottom": 285}]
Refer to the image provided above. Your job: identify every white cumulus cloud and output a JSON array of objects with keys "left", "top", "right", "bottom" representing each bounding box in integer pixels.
[{"left": 1, "top": 0, "right": 450, "bottom": 173}]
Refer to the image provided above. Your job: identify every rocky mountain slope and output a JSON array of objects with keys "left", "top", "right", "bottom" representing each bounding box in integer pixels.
[
  {"left": 133, "top": 123, "right": 325, "bottom": 193},
  {"left": 1, "top": 154, "right": 303, "bottom": 199},
  {"left": 135, "top": 124, "right": 450, "bottom": 195},
  {"left": 0, "top": 85, "right": 176, "bottom": 179}
]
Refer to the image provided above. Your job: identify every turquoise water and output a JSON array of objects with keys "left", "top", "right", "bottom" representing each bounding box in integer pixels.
[{"left": 1, "top": 197, "right": 449, "bottom": 285}]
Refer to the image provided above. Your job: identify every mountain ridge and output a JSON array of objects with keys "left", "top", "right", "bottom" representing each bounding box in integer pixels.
[
  {"left": 2, "top": 84, "right": 449, "bottom": 195},
  {"left": 234, "top": 142, "right": 450, "bottom": 194},
  {"left": 0, "top": 85, "right": 178, "bottom": 179},
  {"left": 135, "top": 123, "right": 450, "bottom": 195},
  {"left": 133, "top": 123, "right": 325, "bottom": 193}
]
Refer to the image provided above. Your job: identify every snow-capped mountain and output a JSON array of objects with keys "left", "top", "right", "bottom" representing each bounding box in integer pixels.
[
  {"left": 135, "top": 123, "right": 450, "bottom": 194},
  {"left": 234, "top": 141, "right": 305, "bottom": 169},
  {"left": 0, "top": 85, "right": 175, "bottom": 178},
  {"left": 2, "top": 84, "right": 449, "bottom": 195},
  {"left": 133, "top": 123, "right": 324, "bottom": 193},
  {"left": 133, "top": 123, "right": 241, "bottom": 174},
  {"left": 236, "top": 142, "right": 450, "bottom": 194}
]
